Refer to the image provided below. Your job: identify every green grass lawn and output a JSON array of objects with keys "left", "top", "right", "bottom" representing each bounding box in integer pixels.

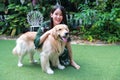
[{"left": 0, "top": 40, "right": 120, "bottom": 80}]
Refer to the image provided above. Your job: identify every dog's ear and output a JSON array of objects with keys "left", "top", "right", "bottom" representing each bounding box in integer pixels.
[{"left": 51, "top": 27, "right": 58, "bottom": 39}]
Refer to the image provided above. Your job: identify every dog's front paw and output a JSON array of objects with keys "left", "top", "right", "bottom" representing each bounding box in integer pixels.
[
  {"left": 18, "top": 63, "right": 23, "bottom": 67},
  {"left": 46, "top": 69, "right": 54, "bottom": 74},
  {"left": 58, "top": 65, "right": 65, "bottom": 70}
]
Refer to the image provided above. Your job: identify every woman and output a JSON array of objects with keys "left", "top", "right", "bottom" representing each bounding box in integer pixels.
[{"left": 34, "top": 4, "right": 80, "bottom": 69}]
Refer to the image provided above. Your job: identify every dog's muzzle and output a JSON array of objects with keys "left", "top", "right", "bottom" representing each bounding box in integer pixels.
[{"left": 59, "top": 32, "right": 69, "bottom": 42}]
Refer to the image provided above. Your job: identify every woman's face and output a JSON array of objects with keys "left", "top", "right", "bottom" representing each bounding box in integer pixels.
[{"left": 51, "top": 8, "right": 63, "bottom": 26}]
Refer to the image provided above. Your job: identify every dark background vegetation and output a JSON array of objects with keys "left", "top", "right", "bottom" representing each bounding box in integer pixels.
[{"left": 0, "top": 0, "right": 120, "bottom": 43}]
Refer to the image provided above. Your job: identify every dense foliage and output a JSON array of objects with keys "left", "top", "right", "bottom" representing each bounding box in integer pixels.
[{"left": 0, "top": 0, "right": 120, "bottom": 43}]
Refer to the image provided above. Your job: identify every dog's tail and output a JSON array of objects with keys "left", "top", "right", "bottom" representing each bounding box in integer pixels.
[
  {"left": 12, "top": 40, "right": 20, "bottom": 55},
  {"left": 12, "top": 46, "right": 17, "bottom": 55},
  {"left": 12, "top": 39, "right": 23, "bottom": 55}
]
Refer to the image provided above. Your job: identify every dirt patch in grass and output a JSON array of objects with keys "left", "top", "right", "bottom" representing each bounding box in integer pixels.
[{"left": 0, "top": 35, "right": 120, "bottom": 46}]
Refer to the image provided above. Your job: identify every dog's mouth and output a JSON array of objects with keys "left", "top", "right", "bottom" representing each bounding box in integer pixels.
[
  {"left": 61, "top": 36, "right": 68, "bottom": 42},
  {"left": 59, "top": 34, "right": 69, "bottom": 42}
]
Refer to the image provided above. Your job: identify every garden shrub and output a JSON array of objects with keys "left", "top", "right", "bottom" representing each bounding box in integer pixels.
[{"left": 0, "top": 0, "right": 120, "bottom": 43}]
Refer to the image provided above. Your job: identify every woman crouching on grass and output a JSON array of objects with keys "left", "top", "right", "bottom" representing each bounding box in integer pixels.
[{"left": 34, "top": 3, "right": 80, "bottom": 69}]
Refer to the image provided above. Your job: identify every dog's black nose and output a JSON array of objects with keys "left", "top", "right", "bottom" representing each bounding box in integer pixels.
[{"left": 65, "top": 32, "right": 69, "bottom": 36}]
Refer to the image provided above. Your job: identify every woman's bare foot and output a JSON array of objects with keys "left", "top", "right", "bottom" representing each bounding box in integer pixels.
[{"left": 71, "top": 60, "right": 80, "bottom": 69}]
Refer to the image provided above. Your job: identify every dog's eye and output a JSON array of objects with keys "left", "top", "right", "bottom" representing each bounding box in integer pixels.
[{"left": 58, "top": 29, "right": 62, "bottom": 31}]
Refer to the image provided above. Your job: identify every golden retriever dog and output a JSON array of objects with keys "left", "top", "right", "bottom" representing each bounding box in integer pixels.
[{"left": 12, "top": 24, "right": 70, "bottom": 74}]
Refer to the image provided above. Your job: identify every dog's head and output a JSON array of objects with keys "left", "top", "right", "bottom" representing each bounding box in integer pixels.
[{"left": 51, "top": 24, "right": 70, "bottom": 42}]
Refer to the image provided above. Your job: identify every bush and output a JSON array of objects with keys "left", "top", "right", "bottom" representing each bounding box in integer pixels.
[
  {"left": 1, "top": 3, "right": 30, "bottom": 36},
  {"left": 0, "top": 0, "right": 120, "bottom": 43},
  {"left": 74, "top": 3, "right": 120, "bottom": 43}
]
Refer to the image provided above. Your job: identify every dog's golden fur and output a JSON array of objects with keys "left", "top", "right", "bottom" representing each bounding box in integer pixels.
[{"left": 12, "top": 24, "right": 70, "bottom": 74}]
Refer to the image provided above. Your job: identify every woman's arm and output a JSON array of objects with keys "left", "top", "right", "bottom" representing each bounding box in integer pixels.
[
  {"left": 34, "top": 21, "right": 50, "bottom": 48},
  {"left": 34, "top": 27, "right": 44, "bottom": 48},
  {"left": 39, "top": 30, "right": 50, "bottom": 44},
  {"left": 66, "top": 42, "right": 80, "bottom": 69}
]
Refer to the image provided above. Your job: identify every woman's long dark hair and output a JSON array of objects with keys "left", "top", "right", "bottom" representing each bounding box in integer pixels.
[{"left": 50, "top": 4, "right": 67, "bottom": 29}]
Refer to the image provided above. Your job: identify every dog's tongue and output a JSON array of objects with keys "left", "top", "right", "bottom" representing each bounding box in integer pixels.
[{"left": 62, "top": 37, "right": 67, "bottom": 42}]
